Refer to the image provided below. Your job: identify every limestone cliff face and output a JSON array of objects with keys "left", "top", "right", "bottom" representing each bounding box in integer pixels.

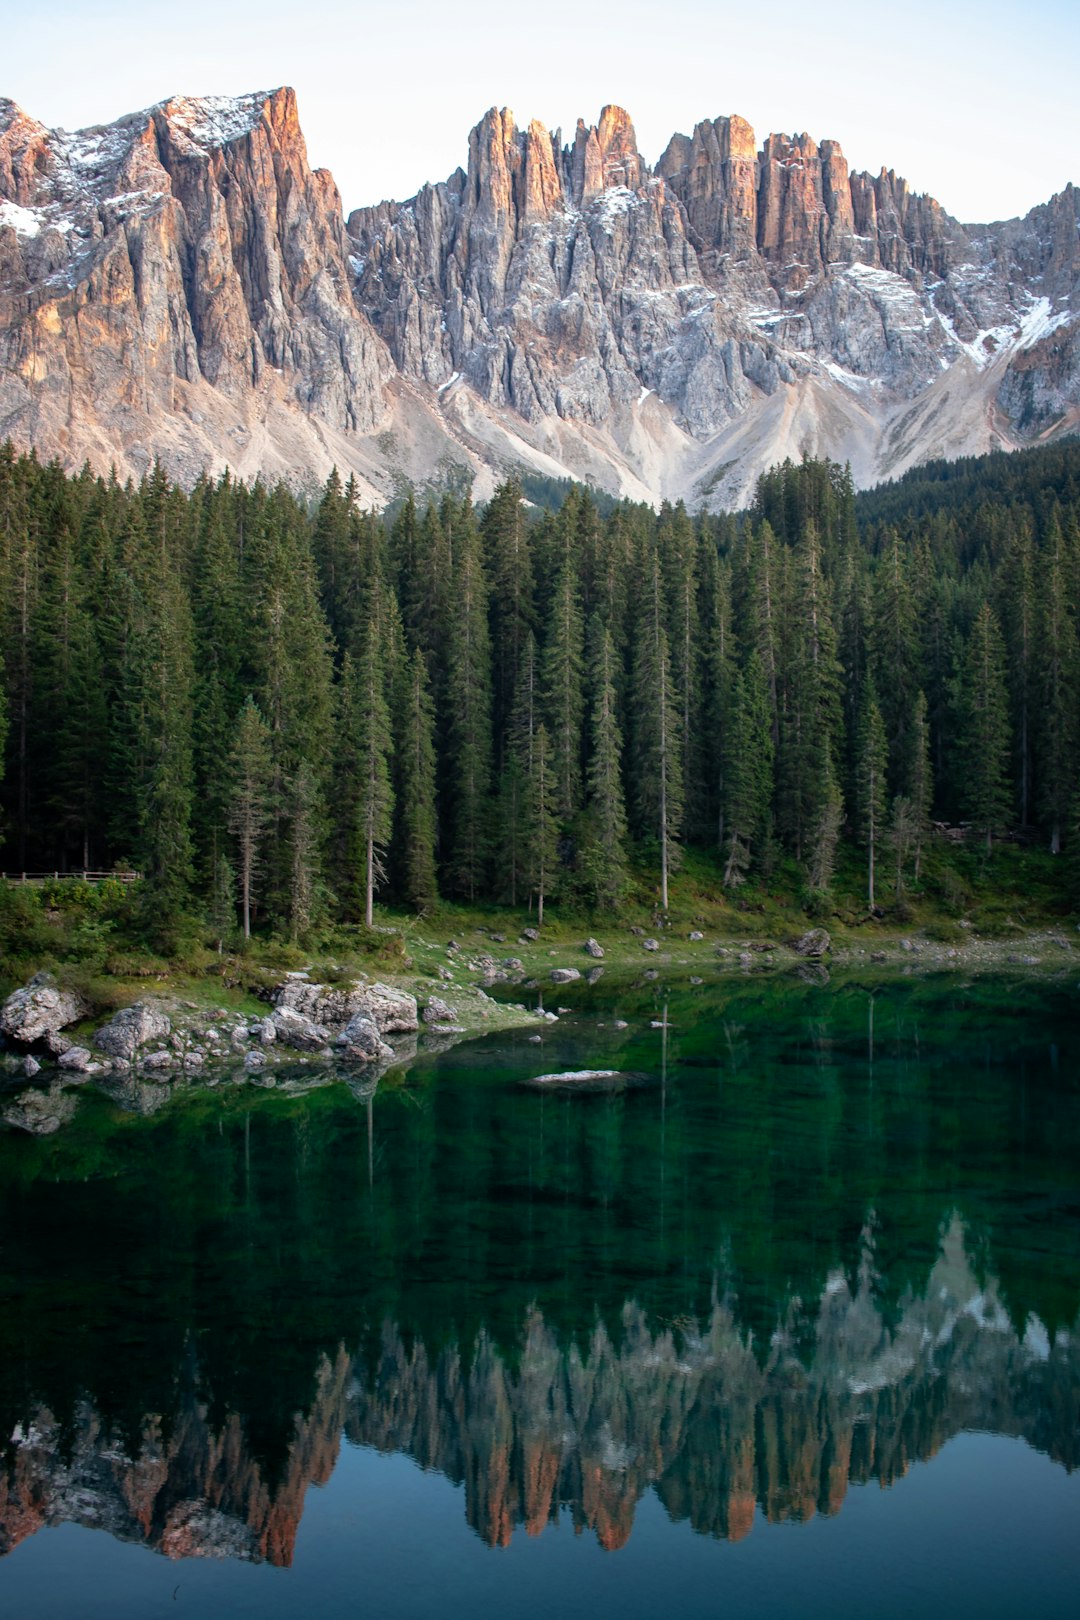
[
  {"left": 0, "top": 88, "right": 1076, "bottom": 505},
  {"left": 0, "top": 89, "right": 391, "bottom": 488}
]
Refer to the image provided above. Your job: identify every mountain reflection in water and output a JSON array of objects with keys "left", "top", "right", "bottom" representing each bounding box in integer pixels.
[{"left": 2, "top": 1216, "right": 1076, "bottom": 1563}]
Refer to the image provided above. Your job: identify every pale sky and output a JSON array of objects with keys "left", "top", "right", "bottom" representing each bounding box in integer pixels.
[{"left": 4, "top": 1, "right": 1077, "bottom": 224}]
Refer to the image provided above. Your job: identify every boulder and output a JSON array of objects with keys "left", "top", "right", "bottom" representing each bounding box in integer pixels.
[
  {"left": 274, "top": 978, "right": 417, "bottom": 1036},
  {"left": 58, "top": 1046, "right": 96, "bottom": 1073},
  {"left": 271, "top": 1005, "right": 333, "bottom": 1052},
  {"left": 520, "top": 927, "right": 540, "bottom": 942},
  {"left": 0, "top": 973, "right": 89, "bottom": 1046},
  {"left": 94, "top": 1003, "right": 172, "bottom": 1062},
  {"left": 22, "top": 1054, "right": 41, "bottom": 1078},
  {"left": 244, "top": 1049, "right": 267, "bottom": 1072},
  {"left": 142, "top": 1049, "right": 175, "bottom": 1072},
  {"left": 550, "top": 968, "right": 581, "bottom": 984},
  {"left": 336, "top": 1013, "right": 394, "bottom": 1064},
  {"left": 794, "top": 928, "right": 831, "bottom": 958},
  {"left": 422, "top": 996, "right": 458, "bottom": 1025},
  {"left": 689, "top": 931, "right": 704, "bottom": 941},
  {"left": 642, "top": 938, "right": 659, "bottom": 952},
  {"left": 584, "top": 938, "right": 605, "bottom": 958}
]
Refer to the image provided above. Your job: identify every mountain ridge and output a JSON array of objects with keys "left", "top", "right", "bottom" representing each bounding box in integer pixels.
[{"left": 1, "top": 86, "right": 1076, "bottom": 506}]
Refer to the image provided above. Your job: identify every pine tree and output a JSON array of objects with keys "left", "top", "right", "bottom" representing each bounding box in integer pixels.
[
  {"left": 1035, "top": 511, "right": 1079, "bottom": 854},
  {"left": 853, "top": 677, "right": 889, "bottom": 908},
  {"left": 541, "top": 554, "right": 586, "bottom": 825},
  {"left": 346, "top": 628, "right": 395, "bottom": 927},
  {"left": 395, "top": 647, "right": 439, "bottom": 912},
  {"left": 287, "top": 760, "right": 321, "bottom": 942},
  {"left": 582, "top": 627, "right": 629, "bottom": 909},
  {"left": 909, "top": 690, "right": 933, "bottom": 883},
  {"left": 722, "top": 652, "right": 774, "bottom": 887},
  {"left": 958, "top": 603, "right": 1012, "bottom": 855},
  {"left": 227, "top": 696, "right": 273, "bottom": 940},
  {"left": 443, "top": 502, "right": 492, "bottom": 899},
  {"left": 526, "top": 722, "right": 559, "bottom": 926},
  {"left": 632, "top": 556, "right": 683, "bottom": 911}
]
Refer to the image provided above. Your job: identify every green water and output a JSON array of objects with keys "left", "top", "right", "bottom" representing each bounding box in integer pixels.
[{"left": 1, "top": 970, "right": 1078, "bottom": 1616}]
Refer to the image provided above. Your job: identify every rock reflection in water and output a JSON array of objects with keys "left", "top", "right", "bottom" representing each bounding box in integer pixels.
[{"left": 3, "top": 1216, "right": 1076, "bottom": 1563}]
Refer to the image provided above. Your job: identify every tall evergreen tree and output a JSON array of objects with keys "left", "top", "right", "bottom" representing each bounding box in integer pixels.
[
  {"left": 853, "top": 677, "right": 889, "bottom": 908},
  {"left": 395, "top": 647, "right": 439, "bottom": 912},
  {"left": 958, "top": 603, "right": 1012, "bottom": 855},
  {"left": 631, "top": 556, "right": 683, "bottom": 910},
  {"left": 722, "top": 652, "right": 774, "bottom": 887},
  {"left": 227, "top": 696, "right": 273, "bottom": 940},
  {"left": 582, "top": 627, "right": 629, "bottom": 909}
]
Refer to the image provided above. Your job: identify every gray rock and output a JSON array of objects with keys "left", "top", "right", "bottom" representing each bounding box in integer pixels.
[
  {"left": 527, "top": 1034, "right": 543, "bottom": 1044},
  {"left": 336, "top": 1012, "right": 394, "bottom": 1064},
  {"left": 423, "top": 996, "right": 458, "bottom": 1025},
  {"left": 274, "top": 977, "right": 418, "bottom": 1035},
  {"left": 585, "top": 966, "right": 605, "bottom": 984},
  {"left": 690, "top": 976, "right": 703, "bottom": 985},
  {"left": 271, "top": 1005, "right": 333, "bottom": 1051},
  {"left": 22, "top": 1054, "right": 41, "bottom": 1078},
  {"left": 584, "top": 938, "right": 605, "bottom": 958},
  {"left": 613, "top": 1020, "right": 628, "bottom": 1030},
  {"left": 0, "top": 974, "right": 89, "bottom": 1046},
  {"left": 794, "top": 928, "right": 831, "bottom": 958},
  {"left": 244, "top": 1049, "right": 267, "bottom": 1072},
  {"left": 94, "top": 1003, "right": 172, "bottom": 1062},
  {"left": 550, "top": 968, "right": 581, "bottom": 984},
  {"left": 520, "top": 928, "right": 539, "bottom": 942},
  {"left": 642, "top": 938, "right": 659, "bottom": 952},
  {"left": 437, "top": 966, "right": 455, "bottom": 981},
  {"left": 501, "top": 957, "right": 524, "bottom": 971},
  {"left": 142, "top": 1049, "right": 174, "bottom": 1072},
  {"left": 58, "top": 1046, "right": 95, "bottom": 1072},
  {"left": 689, "top": 931, "right": 704, "bottom": 941},
  {"left": 43, "top": 1030, "right": 73, "bottom": 1056}
]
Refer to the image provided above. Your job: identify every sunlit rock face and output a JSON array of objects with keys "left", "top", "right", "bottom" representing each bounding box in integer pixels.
[
  {"left": 3, "top": 1217, "right": 1075, "bottom": 1564},
  {"left": 0, "top": 89, "right": 1077, "bottom": 505}
]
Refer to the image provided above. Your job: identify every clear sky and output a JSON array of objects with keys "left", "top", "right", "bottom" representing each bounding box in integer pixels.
[{"left": 4, "top": 0, "right": 1078, "bottom": 223}]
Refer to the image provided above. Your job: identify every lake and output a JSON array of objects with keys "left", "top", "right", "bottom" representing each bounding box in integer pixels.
[{"left": 1, "top": 969, "right": 1078, "bottom": 1618}]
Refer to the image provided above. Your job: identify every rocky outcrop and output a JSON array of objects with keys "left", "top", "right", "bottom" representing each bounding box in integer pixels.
[
  {"left": 0, "top": 973, "right": 88, "bottom": 1046},
  {"left": 273, "top": 977, "right": 418, "bottom": 1036},
  {"left": 93, "top": 1002, "right": 172, "bottom": 1062},
  {"left": 0, "top": 89, "right": 1076, "bottom": 505}
]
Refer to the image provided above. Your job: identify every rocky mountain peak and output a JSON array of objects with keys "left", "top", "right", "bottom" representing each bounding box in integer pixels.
[{"left": 1, "top": 86, "right": 1077, "bottom": 507}]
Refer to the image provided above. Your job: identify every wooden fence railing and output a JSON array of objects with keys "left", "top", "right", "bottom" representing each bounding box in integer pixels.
[{"left": 0, "top": 870, "right": 142, "bottom": 885}]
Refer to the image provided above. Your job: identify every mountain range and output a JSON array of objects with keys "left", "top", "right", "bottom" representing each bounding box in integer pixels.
[{"left": 1, "top": 86, "right": 1076, "bottom": 505}]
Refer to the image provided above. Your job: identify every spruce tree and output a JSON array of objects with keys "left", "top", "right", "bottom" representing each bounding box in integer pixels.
[
  {"left": 227, "top": 696, "right": 273, "bottom": 939},
  {"left": 632, "top": 556, "right": 683, "bottom": 910},
  {"left": 722, "top": 653, "right": 774, "bottom": 887},
  {"left": 443, "top": 502, "right": 492, "bottom": 899},
  {"left": 958, "top": 603, "right": 1012, "bottom": 855},
  {"left": 526, "top": 722, "right": 559, "bottom": 926},
  {"left": 395, "top": 647, "right": 439, "bottom": 912},
  {"left": 854, "top": 677, "right": 889, "bottom": 908},
  {"left": 582, "top": 627, "right": 629, "bottom": 909},
  {"left": 541, "top": 554, "right": 586, "bottom": 825}
]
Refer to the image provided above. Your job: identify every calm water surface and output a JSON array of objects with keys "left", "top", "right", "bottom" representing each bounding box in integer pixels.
[{"left": 1, "top": 970, "right": 1078, "bottom": 1617}]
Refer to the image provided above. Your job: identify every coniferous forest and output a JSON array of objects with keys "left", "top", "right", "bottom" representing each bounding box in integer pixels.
[{"left": 1, "top": 438, "right": 1079, "bottom": 941}]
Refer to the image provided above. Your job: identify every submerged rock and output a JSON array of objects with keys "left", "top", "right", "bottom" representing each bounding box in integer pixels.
[{"left": 523, "top": 1069, "right": 649, "bottom": 1092}]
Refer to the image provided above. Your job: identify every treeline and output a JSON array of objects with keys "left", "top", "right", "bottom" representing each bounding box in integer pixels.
[{"left": 1, "top": 440, "right": 1078, "bottom": 937}]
